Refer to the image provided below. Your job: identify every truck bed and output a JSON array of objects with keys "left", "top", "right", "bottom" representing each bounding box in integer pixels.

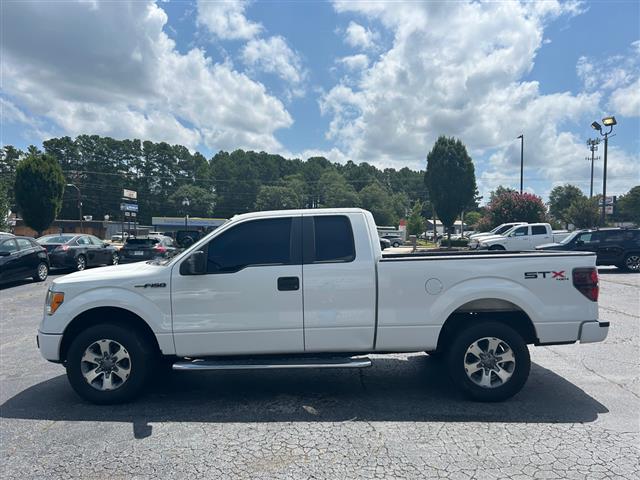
[{"left": 380, "top": 250, "right": 595, "bottom": 261}]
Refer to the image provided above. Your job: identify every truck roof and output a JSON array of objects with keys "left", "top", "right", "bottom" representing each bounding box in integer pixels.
[{"left": 231, "top": 208, "right": 368, "bottom": 221}]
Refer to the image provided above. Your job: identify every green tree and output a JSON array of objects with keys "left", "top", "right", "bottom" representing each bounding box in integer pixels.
[
  {"left": 318, "top": 171, "right": 360, "bottom": 208},
  {"left": 169, "top": 184, "right": 216, "bottom": 217},
  {"left": 0, "top": 184, "right": 9, "bottom": 231},
  {"left": 464, "top": 211, "right": 483, "bottom": 229},
  {"left": 14, "top": 153, "right": 65, "bottom": 236},
  {"left": 616, "top": 186, "right": 640, "bottom": 225},
  {"left": 549, "top": 184, "right": 585, "bottom": 228},
  {"left": 255, "top": 185, "right": 302, "bottom": 210},
  {"left": 360, "top": 182, "right": 398, "bottom": 225},
  {"left": 566, "top": 196, "right": 599, "bottom": 228},
  {"left": 425, "top": 136, "right": 477, "bottom": 244},
  {"left": 407, "top": 201, "right": 426, "bottom": 237}
]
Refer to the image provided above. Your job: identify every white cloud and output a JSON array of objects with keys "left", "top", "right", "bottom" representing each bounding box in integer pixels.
[
  {"left": 610, "top": 78, "right": 640, "bottom": 117},
  {"left": 337, "top": 54, "right": 370, "bottom": 71},
  {"left": 242, "top": 36, "right": 306, "bottom": 91},
  {"left": 577, "top": 40, "right": 640, "bottom": 117},
  {"left": 344, "top": 21, "right": 378, "bottom": 50},
  {"left": 196, "top": 0, "right": 262, "bottom": 40},
  {"left": 1, "top": 0, "right": 291, "bottom": 152},
  {"left": 324, "top": 0, "right": 637, "bottom": 200}
]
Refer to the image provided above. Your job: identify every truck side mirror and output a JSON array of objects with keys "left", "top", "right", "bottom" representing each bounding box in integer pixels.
[{"left": 180, "top": 250, "right": 206, "bottom": 275}]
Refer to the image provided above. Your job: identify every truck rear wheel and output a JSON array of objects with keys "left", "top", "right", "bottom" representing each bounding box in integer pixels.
[
  {"left": 447, "top": 321, "right": 530, "bottom": 402},
  {"left": 488, "top": 245, "right": 505, "bottom": 251},
  {"left": 66, "top": 324, "right": 154, "bottom": 404}
]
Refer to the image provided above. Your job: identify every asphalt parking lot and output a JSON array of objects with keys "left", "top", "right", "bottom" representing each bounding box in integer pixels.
[{"left": 1, "top": 268, "right": 638, "bottom": 479}]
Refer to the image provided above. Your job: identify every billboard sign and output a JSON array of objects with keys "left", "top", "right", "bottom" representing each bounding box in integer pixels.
[
  {"left": 120, "top": 203, "right": 139, "bottom": 212},
  {"left": 123, "top": 189, "right": 137, "bottom": 200}
]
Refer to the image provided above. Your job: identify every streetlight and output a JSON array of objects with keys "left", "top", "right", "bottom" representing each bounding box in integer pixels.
[
  {"left": 517, "top": 134, "right": 524, "bottom": 193},
  {"left": 182, "top": 197, "right": 190, "bottom": 230},
  {"left": 590, "top": 115, "right": 617, "bottom": 225},
  {"left": 66, "top": 183, "right": 83, "bottom": 233}
]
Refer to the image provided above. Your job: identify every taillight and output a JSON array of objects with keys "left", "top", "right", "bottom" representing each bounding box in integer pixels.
[
  {"left": 154, "top": 245, "right": 167, "bottom": 254},
  {"left": 573, "top": 267, "right": 599, "bottom": 302}
]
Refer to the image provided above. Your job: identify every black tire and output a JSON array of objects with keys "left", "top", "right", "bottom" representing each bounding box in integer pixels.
[
  {"left": 621, "top": 253, "right": 640, "bottom": 273},
  {"left": 66, "top": 323, "right": 155, "bottom": 404},
  {"left": 76, "top": 254, "right": 87, "bottom": 271},
  {"left": 447, "top": 321, "right": 530, "bottom": 402},
  {"left": 488, "top": 245, "right": 506, "bottom": 251},
  {"left": 33, "top": 262, "right": 49, "bottom": 282},
  {"left": 392, "top": 242, "right": 401, "bottom": 248}
]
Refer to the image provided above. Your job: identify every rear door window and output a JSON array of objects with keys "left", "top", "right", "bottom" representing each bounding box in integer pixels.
[
  {"left": 531, "top": 226, "right": 547, "bottom": 235},
  {"left": 16, "top": 238, "right": 33, "bottom": 250},
  {"left": 311, "top": 215, "right": 356, "bottom": 263},
  {"left": 206, "top": 217, "right": 293, "bottom": 273},
  {"left": 77, "top": 236, "right": 91, "bottom": 246}
]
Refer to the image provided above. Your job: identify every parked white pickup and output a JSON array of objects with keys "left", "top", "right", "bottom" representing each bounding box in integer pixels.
[
  {"left": 476, "top": 223, "right": 571, "bottom": 251},
  {"left": 38, "top": 209, "right": 606, "bottom": 404}
]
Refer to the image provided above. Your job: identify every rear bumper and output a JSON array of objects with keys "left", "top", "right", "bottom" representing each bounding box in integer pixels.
[
  {"left": 579, "top": 320, "right": 609, "bottom": 344},
  {"left": 37, "top": 330, "right": 63, "bottom": 362}
]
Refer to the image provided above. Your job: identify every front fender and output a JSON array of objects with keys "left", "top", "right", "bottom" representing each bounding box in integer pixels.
[{"left": 40, "top": 286, "right": 174, "bottom": 354}]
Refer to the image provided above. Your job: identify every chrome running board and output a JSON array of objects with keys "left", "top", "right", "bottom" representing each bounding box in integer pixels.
[{"left": 172, "top": 356, "right": 372, "bottom": 371}]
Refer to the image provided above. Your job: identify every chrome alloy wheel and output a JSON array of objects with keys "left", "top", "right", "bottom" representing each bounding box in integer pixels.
[
  {"left": 80, "top": 339, "right": 131, "bottom": 391},
  {"left": 112, "top": 253, "right": 119, "bottom": 265},
  {"left": 37, "top": 263, "right": 48, "bottom": 280},
  {"left": 77, "top": 256, "right": 86, "bottom": 271},
  {"left": 464, "top": 337, "right": 515, "bottom": 389},
  {"left": 626, "top": 255, "right": 640, "bottom": 271}
]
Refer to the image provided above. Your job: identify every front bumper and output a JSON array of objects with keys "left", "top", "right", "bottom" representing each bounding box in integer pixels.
[
  {"left": 37, "top": 330, "right": 63, "bottom": 362},
  {"left": 579, "top": 321, "right": 609, "bottom": 343}
]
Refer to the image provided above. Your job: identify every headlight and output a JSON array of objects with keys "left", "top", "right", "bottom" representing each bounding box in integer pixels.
[{"left": 45, "top": 290, "right": 64, "bottom": 315}]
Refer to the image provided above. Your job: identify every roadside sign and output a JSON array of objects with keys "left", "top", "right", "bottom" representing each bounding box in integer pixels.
[
  {"left": 598, "top": 196, "right": 615, "bottom": 206},
  {"left": 131, "top": 212, "right": 137, "bottom": 218},
  {"left": 605, "top": 205, "right": 614, "bottom": 215},
  {"left": 124, "top": 211, "right": 131, "bottom": 217},
  {"left": 120, "top": 203, "right": 139, "bottom": 212},
  {"left": 123, "top": 189, "right": 137, "bottom": 200}
]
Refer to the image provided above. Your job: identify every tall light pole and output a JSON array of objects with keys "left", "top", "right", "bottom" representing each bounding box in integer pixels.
[
  {"left": 182, "top": 197, "right": 190, "bottom": 230},
  {"left": 66, "top": 183, "right": 83, "bottom": 233},
  {"left": 517, "top": 134, "right": 524, "bottom": 193},
  {"left": 585, "top": 138, "right": 600, "bottom": 198},
  {"left": 591, "top": 116, "right": 617, "bottom": 226}
]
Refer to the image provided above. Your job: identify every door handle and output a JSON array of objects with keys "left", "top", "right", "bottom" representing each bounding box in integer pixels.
[{"left": 277, "top": 276, "right": 299, "bottom": 291}]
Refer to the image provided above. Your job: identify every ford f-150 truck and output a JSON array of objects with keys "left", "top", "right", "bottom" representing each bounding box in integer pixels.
[
  {"left": 38, "top": 208, "right": 607, "bottom": 404},
  {"left": 474, "top": 223, "right": 570, "bottom": 251}
]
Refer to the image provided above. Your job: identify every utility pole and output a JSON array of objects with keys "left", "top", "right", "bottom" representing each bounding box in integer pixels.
[
  {"left": 517, "top": 134, "right": 524, "bottom": 193},
  {"left": 66, "top": 183, "right": 83, "bottom": 233},
  {"left": 585, "top": 138, "right": 600, "bottom": 198}
]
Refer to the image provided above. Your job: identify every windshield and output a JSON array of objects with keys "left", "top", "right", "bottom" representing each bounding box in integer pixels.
[
  {"left": 37, "top": 235, "right": 75, "bottom": 244},
  {"left": 560, "top": 231, "right": 581, "bottom": 244}
]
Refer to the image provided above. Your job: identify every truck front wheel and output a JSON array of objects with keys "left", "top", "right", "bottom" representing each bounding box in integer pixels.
[
  {"left": 66, "top": 324, "right": 154, "bottom": 404},
  {"left": 447, "top": 321, "right": 530, "bottom": 402},
  {"left": 488, "top": 245, "right": 505, "bottom": 251}
]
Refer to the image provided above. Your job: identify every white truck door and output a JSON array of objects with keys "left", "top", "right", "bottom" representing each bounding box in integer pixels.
[
  {"left": 530, "top": 224, "right": 552, "bottom": 247},
  {"left": 170, "top": 216, "right": 304, "bottom": 357},
  {"left": 302, "top": 213, "right": 377, "bottom": 352},
  {"left": 508, "top": 225, "right": 531, "bottom": 250}
]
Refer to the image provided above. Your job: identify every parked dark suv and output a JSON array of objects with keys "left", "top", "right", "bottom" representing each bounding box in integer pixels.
[{"left": 536, "top": 227, "right": 640, "bottom": 272}]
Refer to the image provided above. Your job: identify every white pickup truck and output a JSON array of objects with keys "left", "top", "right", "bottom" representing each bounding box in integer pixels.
[
  {"left": 38, "top": 208, "right": 607, "bottom": 404},
  {"left": 475, "top": 223, "right": 571, "bottom": 251}
]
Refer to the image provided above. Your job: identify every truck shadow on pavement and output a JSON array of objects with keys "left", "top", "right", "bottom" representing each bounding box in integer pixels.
[{"left": 1, "top": 356, "right": 608, "bottom": 439}]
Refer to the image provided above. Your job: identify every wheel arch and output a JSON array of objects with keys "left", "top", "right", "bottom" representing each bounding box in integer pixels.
[
  {"left": 435, "top": 298, "right": 538, "bottom": 354},
  {"left": 59, "top": 307, "right": 161, "bottom": 363}
]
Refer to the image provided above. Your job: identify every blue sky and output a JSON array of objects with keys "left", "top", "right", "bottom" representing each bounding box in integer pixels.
[{"left": 1, "top": 0, "right": 639, "bottom": 202}]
